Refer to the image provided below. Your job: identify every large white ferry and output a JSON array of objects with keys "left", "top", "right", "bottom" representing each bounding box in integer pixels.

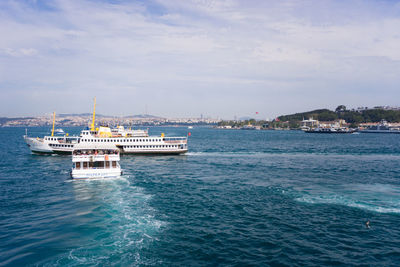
[
  {"left": 23, "top": 112, "right": 80, "bottom": 154},
  {"left": 71, "top": 144, "right": 122, "bottom": 179},
  {"left": 24, "top": 99, "right": 188, "bottom": 155}
]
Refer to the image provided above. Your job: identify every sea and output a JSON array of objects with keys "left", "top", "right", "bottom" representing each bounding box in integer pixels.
[{"left": 1, "top": 127, "right": 400, "bottom": 266}]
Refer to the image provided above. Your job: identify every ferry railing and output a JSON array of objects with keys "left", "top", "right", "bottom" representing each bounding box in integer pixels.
[{"left": 72, "top": 154, "right": 119, "bottom": 162}]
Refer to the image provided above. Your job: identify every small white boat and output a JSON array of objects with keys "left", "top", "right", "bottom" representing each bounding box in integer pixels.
[
  {"left": 55, "top": 128, "right": 65, "bottom": 134},
  {"left": 71, "top": 144, "right": 122, "bottom": 179}
]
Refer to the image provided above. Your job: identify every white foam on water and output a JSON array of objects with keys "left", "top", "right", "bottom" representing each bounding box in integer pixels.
[
  {"left": 295, "top": 184, "right": 400, "bottom": 214},
  {"left": 50, "top": 176, "right": 165, "bottom": 266}
]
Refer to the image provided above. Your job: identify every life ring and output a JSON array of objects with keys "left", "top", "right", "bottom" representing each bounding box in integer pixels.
[{"left": 105, "top": 155, "right": 109, "bottom": 161}]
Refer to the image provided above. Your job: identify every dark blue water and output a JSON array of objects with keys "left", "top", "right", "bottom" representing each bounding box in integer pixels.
[{"left": 1, "top": 127, "right": 400, "bottom": 266}]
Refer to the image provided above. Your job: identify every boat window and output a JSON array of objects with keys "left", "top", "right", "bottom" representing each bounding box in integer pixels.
[
  {"left": 106, "top": 161, "right": 110, "bottom": 168},
  {"left": 94, "top": 161, "right": 104, "bottom": 168},
  {"left": 89, "top": 162, "right": 94, "bottom": 168},
  {"left": 76, "top": 162, "right": 81, "bottom": 169},
  {"left": 83, "top": 162, "right": 88, "bottom": 169},
  {"left": 112, "top": 161, "right": 117, "bottom": 168}
]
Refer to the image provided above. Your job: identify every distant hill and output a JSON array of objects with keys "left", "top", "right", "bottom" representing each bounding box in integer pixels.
[
  {"left": 278, "top": 107, "right": 400, "bottom": 123},
  {"left": 124, "top": 114, "right": 164, "bottom": 119},
  {"left": 0, "top": 117, "right": 34, "bottom": 125},
  {"left": 58, "top": 113, "right": 106, "bottom": 117},
  {"left": 278, "top": 109, "right": 337, "bottom": 122},
  {"left": 57, "top": 113, "right": 163, "bottom": 119}
]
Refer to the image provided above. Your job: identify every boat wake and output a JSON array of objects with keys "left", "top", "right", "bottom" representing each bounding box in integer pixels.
[
  {"left": 294, "top": 183, "right": 400, "bottom": 214},
  {"left": 49, "top": 177, "right": 164, "bottom": 266}
]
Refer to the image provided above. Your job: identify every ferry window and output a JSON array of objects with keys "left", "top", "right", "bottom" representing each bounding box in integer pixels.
[
  {"left": 76, "top": 162, "right": 81, "bottom": 169},
  {"left": 89, "top": 162, "right": 94, "bottom": 168},
  {"left": 106, "top": 161, "right": 110, "bottom": 168},
  {"left": 94, "top": 161, "right": 104, "bottom": 168},
  {"left": 112, "top": 161, "right": 117, "bottom": 168},
  {"left": 83, "top": 162, "right": 88, "bottom": 169}
]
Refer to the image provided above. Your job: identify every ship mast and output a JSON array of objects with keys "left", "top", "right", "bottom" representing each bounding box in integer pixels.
[
  {"left": 91, "top": 97, "right": 96, "bottom": 131},
  {"left": 51, "top": 111, "right": 56, "bottom": 137}
]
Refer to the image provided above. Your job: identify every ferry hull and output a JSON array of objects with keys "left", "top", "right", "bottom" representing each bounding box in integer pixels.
[
  {"left": 359, "top": 130, "right": 400, "bottom": 134},
  {"left": 24, "top": 136, "right": 53, "bottom": 153},
  {"left": 121, "top": 149, "right": 188, "bottom": 155},
  {"left": 71, "top": 169, "right": 122, "bottom": 179},
  {"left": 305, "top": 131, "right": 354, "bottom": 134}
]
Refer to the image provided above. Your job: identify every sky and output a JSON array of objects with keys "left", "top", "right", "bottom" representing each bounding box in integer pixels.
[{"left": 0, "top": 0, "right": 400, "bottom": 119}]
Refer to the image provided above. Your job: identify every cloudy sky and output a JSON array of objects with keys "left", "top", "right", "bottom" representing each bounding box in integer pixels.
[{"left": 1, "top": 0, "right": 399, "bottom": 119}]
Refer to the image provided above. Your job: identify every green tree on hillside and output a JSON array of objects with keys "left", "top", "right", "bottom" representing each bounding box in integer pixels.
[{"left": 335, "top": 105, "right": 347, "bottom": 113}]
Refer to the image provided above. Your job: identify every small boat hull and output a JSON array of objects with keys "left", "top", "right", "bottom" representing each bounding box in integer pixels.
[{"left": 71, "top": 168, "right": 122, "bottom": 179}]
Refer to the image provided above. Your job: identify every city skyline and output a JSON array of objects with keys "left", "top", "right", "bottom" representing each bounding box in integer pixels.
[{"left": 1, "top": 0, "right": 400, "bottom": 119}]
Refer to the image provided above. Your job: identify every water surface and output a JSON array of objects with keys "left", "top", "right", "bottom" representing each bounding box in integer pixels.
[{"left": 1, "top": 127, "right": 400, "bottom": 266}]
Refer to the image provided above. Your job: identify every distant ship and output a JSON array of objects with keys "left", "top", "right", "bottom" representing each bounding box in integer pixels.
[
  {"left": 54, "top": 128, "right": 65, "bottom": 134},
  {"left": 359, "top": 120, "right": 400, "bottom": 134},
  {"left": 24, "top": 98, "right": 188, "bottom": 155},
  {"left": 305, "top": 127, "right": 355, "bottom": 134}
]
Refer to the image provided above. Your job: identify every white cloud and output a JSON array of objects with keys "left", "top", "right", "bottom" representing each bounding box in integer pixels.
[{"left": 0, "top": 0, "right": 399, "bottom": 118}]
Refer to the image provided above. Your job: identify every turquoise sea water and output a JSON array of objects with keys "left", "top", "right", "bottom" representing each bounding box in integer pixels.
[{"left": 1, "top": 127, "right": 400, "bottom": 266}]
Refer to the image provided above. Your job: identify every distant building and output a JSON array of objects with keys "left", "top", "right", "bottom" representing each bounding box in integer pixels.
[{"left": 301, "top": 117, "right": 318, "bottom": 130}]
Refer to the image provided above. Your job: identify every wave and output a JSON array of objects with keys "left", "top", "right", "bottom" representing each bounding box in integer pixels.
[{"left": 294, "top": 184, "right": 400, "bottom": 214}]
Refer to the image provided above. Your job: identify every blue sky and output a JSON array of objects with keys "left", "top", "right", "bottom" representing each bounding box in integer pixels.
[{"left": 1, "top": 0, "right": 400, "bottom": 119}]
